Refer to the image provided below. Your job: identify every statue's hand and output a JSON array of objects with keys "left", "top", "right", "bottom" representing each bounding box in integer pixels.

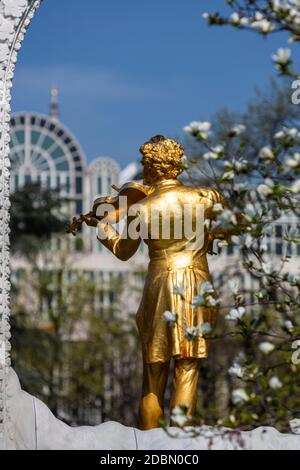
[{"left": 82, "top": 214, "right": 99, "bottom": 227}]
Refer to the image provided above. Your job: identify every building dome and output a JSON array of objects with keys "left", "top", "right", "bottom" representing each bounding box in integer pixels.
[{"left": 10, "top": 111, "right": 86, "bottom": 215}]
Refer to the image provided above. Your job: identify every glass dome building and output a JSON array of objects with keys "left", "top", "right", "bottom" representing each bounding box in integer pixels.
[{"left": 10, "top": 110, "right": 86, "bottom": 217}]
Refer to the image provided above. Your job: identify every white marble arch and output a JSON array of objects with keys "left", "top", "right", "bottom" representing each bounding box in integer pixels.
[
  {"left": 0, "top": 0, "right": 300, "bottom": 450},
  {"left": 0, "top": 0, "right": 42, "bottom": 446}
]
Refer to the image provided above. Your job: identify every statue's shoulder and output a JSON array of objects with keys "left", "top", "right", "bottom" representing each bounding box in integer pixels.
[
  {"left": 178, "top": 183, "right": 224, "bottom": 202},
  {"left": 194, "top": 186, "right": 225, "bottom": 204}
]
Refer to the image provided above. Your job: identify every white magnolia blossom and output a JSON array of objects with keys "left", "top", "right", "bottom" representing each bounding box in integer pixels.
[
  {"left": 42, "top": 384, "right": 50, "bottom": 396},
  {"left": 261, "top": 261, "right": 276, "bottom": 276},
  {"left": 259, "top": 146, "right": 275, "bottom": 161},
  {"left": 204, "top": 218, "right": 211, "bottom": 230},
  {"left": 217, "top": 240, "right": 228, "bottom": 248},
  {"left": 284, "top": 320, "right": 294, "bottom": 332},
  {"left": 287, "top": 4, "right": 300, "bottom": 28},
  {"left": 274, "top": 126, "right": 300, "bottom": 142},
  {"left": 171, "top": 406, "right": 191, "bottom": 427},
  {"left": 205, "top": 295, "right": 221, "bottom": 307},
  {"left": 272, "top": 0, "right": 291, "bottom": 12},
  {"left": 197, "top": 322, "right": 212, "bottom": 338},
  {"left": 244, "top": 202, "right": 262, "bottom": 220},
  {"left": 224, "top": 158, "right": 248, "bottom": 172},
  {"left": 286, "top": 152, "right": 300, "bottom": 169},
  {"left": 184, "top": 326, "right": 199, "bottom": 340},
  {"left": 212, "top": 202, "right": 224, "bottom": 213},
  {"left": 230, "top": 12, "right": 240, "bottom": 25},
  {"left": 228, "top": 363, "right": 245, "bottom": 379},
  {"left": 290, "top": 419, "right": 300, "bottom": 435},
  {"left": 199, "top": 281, "right": 214, "bottom": 295},
  {"left": 259, "top": 341, "right": 275, "bottom": 354},
  {"left": 191, "top": 293, "right": 220, "bottom": 308},
  {"left": 203, "top": 145, "right": 224, "bottom": 160},
  {"left": 230, "top": 123, "right": 246, "bottom": 136},
  {"left": 251, "top": 13, "right": 274, "bottom": 33},
  {"left": 272, "top": 47, "right": 291, "bottom": 65},
  {"left": 291, "top": 179, "right": 300, "bottom": 192},
  {"left": 215, "top": 208, "right": 237, "bottom": 226},
  {"left": 230, "top": 12, "right": 248, "bottom": 26},
  {"left": 225, "top": 306, "right": 246, "bottom": 321},
  {"left": 235, "top": 159, "right": 248, "bottom": 171},
  {"left": 232, "top": 233, "right": 253, "bottom": 249},
  {"left": 173, "top": 282, "right": 186, "bottom": 297},
  {"left": 260, "top": 240, "right": 268, "bottom": 253},
  {"left": 257, "top": 178, "right": 275, "bottom": 196},
  {"left": 200, "top": 322, "right": 212, "bottom": 335},
  {"left": 228, "top": 279, "right": 240, "bottom": 295},
  {"left": 221, "top": 170, "right": 235, "bottom": 180},
  {"left": 269, "top": 376, "right": 283, "bottom": 389},
  {"left": 163, "top": 310, "right": 177, "bottom": 324},
  {"left": 232, "top": 388, "right": 249, "bottom": 405},
  {"left": 235, "top": 351, "right": 246, "bottom": 365},
  {"left": 288, "top": 273, "right": 300, "bottom": 286},
  {"left": 183, "top": 121, "right": 211, "bottom": 140},
  {"left": 184, "top": 323, "right": 212, "bottom": 339},
  {"left": 283, "top": 225, "right": 300, "bottom": 242},
  {"left": 244, "top": 202, "right": 258, "bottom": 219}
]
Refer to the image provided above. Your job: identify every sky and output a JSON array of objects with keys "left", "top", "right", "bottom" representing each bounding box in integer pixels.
[{"left": 12, "top": 0, "right": 293, "bottom": 168}]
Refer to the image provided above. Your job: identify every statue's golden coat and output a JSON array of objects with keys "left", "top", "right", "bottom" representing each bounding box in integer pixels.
[{"left": 97, "top": 179, "right": 224, "bottom": 363}]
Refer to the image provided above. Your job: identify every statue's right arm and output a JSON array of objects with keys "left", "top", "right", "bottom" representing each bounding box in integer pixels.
[{"left": 96, "top": 214, "right": 141, "bottom": 261}]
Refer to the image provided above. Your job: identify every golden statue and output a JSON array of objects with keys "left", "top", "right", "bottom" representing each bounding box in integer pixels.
[{"left": 67, "top": 135, "right": 226, "bottom": 430}]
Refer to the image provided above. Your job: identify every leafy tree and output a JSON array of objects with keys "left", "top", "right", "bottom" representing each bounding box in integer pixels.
[
  {"left": 168, "top": 1, "right": 300, "bottom": 434},
  {"left": 10, "top": 182, "right": 68, "bottom": 255},
  {"left": 184, "top": 79, "right": 300, "bottom": 185}
]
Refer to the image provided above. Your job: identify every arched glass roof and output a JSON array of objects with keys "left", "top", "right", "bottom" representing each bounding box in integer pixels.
[{"left": 10, "top": 112, "right": 86, "bottom": 176}]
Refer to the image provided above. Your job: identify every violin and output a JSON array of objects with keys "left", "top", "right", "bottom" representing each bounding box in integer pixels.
[{"left": 66, "top": 181, "right": 149, "bottom": 236}]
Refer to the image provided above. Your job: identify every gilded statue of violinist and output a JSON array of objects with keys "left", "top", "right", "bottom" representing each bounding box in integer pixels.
[{"left": 75, "top": 135, "right": 228, "bottom": 430}]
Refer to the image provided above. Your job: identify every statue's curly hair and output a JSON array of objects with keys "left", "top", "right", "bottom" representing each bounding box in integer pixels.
[{"left": 139, "top": 135, "right": 185, "bottom": 179}]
